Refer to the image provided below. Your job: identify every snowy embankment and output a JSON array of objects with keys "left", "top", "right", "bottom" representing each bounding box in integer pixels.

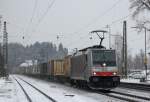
[
  {"left": 15, "top": 75, "right": 124, "bottom": 102},
  {"left": 0, "top": 77, "right": 28, "bottom": 102},
  {"left": 121, "top": 78, "right": 140, "bottom": 83},
  {"left": 121, "top": 76, "right": 150, "bottom": 84}
]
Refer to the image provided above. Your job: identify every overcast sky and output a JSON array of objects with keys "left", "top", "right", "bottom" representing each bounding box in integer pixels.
[{"left": 0, "top": 0, "right": 150, "bottom": 55}]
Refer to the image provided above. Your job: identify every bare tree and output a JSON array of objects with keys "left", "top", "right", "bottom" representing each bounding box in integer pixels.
[
  {"left": 130, "top": 0, "right": 150, "bottom": 42},
  {"left": 130, "top": 0, "right": 150, "bottom": 27},
  {"left": 133, "top": 49, "right": 145, "bottom": 70},
  {"left": 130, "top": 0, "right": 150, "bottom": 18}
]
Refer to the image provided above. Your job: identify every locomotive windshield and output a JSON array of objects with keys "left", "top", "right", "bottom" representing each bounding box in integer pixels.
[{"left": 92, "top": 50, "right": 116, "bottom": 66}]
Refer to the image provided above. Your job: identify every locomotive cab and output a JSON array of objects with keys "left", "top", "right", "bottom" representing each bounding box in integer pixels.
[
  {"left": 88, "top": 48, "right": 120, "bottom": 89},
  {"left": 70, "top": 46, "right": 120, "bottom": 89},
  {"left": 70, "top": 30, "right": 120, "bottom": 89}
]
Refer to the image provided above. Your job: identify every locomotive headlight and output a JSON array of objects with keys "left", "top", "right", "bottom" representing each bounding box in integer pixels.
[
  {"left": 103, "top": 63, "right": 106, "bottom": 67},
  {"left": 93, "top": 72, "right": 96, "bottom": 75},
  {"left": 113, "top": 72, "right": 117, "bottom": 75}
]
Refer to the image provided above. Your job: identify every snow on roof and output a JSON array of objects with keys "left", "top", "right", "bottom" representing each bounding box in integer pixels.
[
  {"left": 20, "top": 60, "right": 33, "bottom": 67},
  {"left": 20, "top": 63, "right": 29, "bottom": 67},
  {"left": 19, "top": 60, "right": 38, "bottom": 67}
]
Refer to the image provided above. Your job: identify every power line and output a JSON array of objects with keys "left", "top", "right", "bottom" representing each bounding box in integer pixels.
[
  {"left": 27, "top": 0, "right": 55, "bottom": 35},
  {"left": 109, "top": 13, "right": 131, "bottom": 26},
  {"left": 30, "top": 0, "right": 38, "bottom": 23},
  {"left": 37, "top": 0, "right": 55, "bottom": 26},
  {"left": 25, "top": 0, "right": 121, "bottom": 47},
  {"left": 24, "top": 0, "right": 38, "bottom": 39},
  {"left": 24, "top": 0, "right": 56, "bottom": 44},
  {"left": 68, "top": 0, "right": 123, "bottom": 37},
  {"left": 65, "top": 0, "right": 124, "bottom": 47},
  {"left": 65, "top": 14, "right": 131, "bottom": 48}
]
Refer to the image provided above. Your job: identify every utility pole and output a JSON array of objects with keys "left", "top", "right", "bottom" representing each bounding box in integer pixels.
[
  {"left": 124, "top": 21, "right": 127, "bottom": 78},
  {"left": 3, "top": 21, "right": 8, "bottom": 76},
  {"left": 122, "top": 21, "right": 127, "bottom": 78},
  {"left": 122, "top": 25, "right": 125, "bottom": 77},
  {"left": 144, "top": 28, "right": 147, "bottom": 81}
]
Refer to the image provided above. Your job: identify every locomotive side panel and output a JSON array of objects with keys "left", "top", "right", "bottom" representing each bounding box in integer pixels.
[{"left": 71, "top": 54, "right": 87, "bottom": 80}]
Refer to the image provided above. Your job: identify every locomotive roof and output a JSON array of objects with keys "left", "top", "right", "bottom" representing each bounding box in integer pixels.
[{"left": 79, "top": 45, "right": 106, "bottom": 51}]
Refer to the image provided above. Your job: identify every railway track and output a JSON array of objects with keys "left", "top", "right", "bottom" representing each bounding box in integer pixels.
[
  {"left": 15, "top": 75, "right": 150, "bottom": 102},
  {"left": 119, "top": 82, "right": 150, "bottom": 92},
  {"left": 95, "top": 89, "right": 150, "bottom": 102},
  {"left": 13, "top": 76, "right": 57, "bottom": 102}
]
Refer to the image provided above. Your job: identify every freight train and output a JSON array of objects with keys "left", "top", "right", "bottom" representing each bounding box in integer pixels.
[
  {"left": 19, "top": 30, "right": 120, "bottom": 90},
  {"left": 19, "top": 45, "right": 120, "bottom": 90}
]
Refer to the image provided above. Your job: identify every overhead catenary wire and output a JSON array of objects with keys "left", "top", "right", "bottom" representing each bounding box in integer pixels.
[
  {"left": 64, "top": 0, "right": 125, "bottom": 48},
  {"left": 30, "top": 0, "right": 56, "bottom": 34},
  {"left": 30, "top": 0, "right": 38, "bottom": 23},
  {"left": 24, "top": 0, "right": 56, "bottom": 44},
  {"left": 23, "top": 0, "right": 39, "bottom": 44},
  {"left": 37, "top": 0, "right": 55, "bottom": 24},
  {"left": 65, "top": 13, "right": 131, "bottom": 48},
  {"left": 67, "top": 0, "right": 123, "bottom": 38},
  {"left": 22, "top": 0, "right": 122, "bottom": 47}
]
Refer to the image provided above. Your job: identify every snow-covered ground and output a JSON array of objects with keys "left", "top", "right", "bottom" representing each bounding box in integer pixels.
[
  {"left": 0, "top": 75, "right": 126, "bottom": 102},
  {"left": 121, "top": 78, "right": 140, "bottom": 83},
  {"left": 121, "top": 74, "right": 150, "bottom": 84},
  {"left": 14, "top": 75, "right": 124, "bottom": 102},
  {"left": 0, "top": 77, "right": 28, "bottom": 102},
  {"left": 112, "top": 87, "right": 150, "bottom": 98}
]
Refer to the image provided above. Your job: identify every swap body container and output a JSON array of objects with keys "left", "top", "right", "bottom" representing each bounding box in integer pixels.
[{"left": 70, "top": 54, "right": 87, "bottom": 80}]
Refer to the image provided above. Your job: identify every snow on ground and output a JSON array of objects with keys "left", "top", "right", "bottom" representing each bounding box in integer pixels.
[
  {"left": 1, "top": 74, "right": 150, "bottom": 102},
  {"left": 16, "top": 77, "right": 52, "bottom": 102},
  {"left": 121, "top": 76, "right": 150, "bottom": 84},
  {"left": 113, "top": 87, "right": 150, "bottom": 98},
  {"left": 0, "top": 77, "right": 28, "bottom": 102},
  {"left": 121, "top": 78, "right": 140, "bottom": 83},
  {"left": 15, "top": 75, "right": 125, "bottom": 102}
]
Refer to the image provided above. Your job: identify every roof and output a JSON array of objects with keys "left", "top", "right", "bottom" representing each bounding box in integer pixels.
[
  {"left": 79, "top": 45, "right": 106, "bottom": 51},
  {"left": 20, "top": 63, "right": 30, "bottom": 67}
]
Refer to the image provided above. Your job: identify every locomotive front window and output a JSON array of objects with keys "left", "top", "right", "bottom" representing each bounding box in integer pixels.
[{"left": 92, "top": 50, "right": 116, "bottom": 66}]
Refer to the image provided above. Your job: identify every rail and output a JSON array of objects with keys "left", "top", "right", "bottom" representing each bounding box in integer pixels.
[
  {"left": 14, "top": 76, "right": 57, "bottom": 102},
  {"left": 119, "top": 82, "right": 150, "bottom": 91},
  {"left": 97, "top": 90, "right": 150, "bottom": 102},
  {"left": 14, "top": 77, "right": 32, "bottom": 102}
]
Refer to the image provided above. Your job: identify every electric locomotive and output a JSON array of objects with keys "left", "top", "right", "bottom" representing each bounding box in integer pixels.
[{"left": 70, "top": 30, "right": 120, "bottom": 89}]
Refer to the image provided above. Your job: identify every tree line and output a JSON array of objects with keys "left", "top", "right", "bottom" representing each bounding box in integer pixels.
[{"left": 7, "top": 42, "right": 68, "bottom": 73}]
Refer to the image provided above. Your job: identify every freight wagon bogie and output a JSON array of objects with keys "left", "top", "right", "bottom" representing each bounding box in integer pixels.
[{"left": 70, "top": 79, "right": 88, "bottom": 88}]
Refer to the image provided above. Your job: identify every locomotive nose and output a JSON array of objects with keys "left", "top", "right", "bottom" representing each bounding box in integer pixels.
[{"left": 92, "top": 77, "right": 99, "bottom": 82}]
